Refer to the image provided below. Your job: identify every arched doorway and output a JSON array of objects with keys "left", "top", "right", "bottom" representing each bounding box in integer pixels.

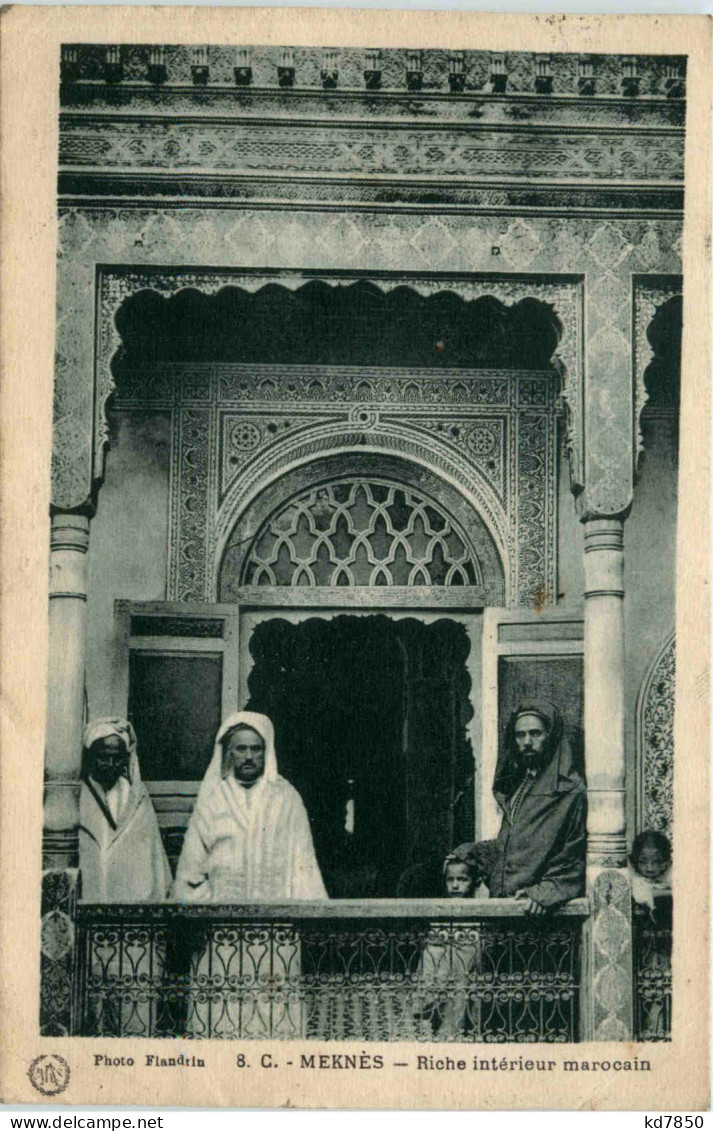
[{"left": 216, "top": 456, "right": 504, "bottom": 896}]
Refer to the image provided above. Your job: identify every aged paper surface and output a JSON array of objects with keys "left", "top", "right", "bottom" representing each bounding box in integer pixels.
[{"left": 0, "top": 6, "right": 710, "bottom": 1110}]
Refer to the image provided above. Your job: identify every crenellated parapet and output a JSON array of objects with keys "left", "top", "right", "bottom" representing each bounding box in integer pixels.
[{"left": 60, "top": 45, "right": 686, "bottom": 101}]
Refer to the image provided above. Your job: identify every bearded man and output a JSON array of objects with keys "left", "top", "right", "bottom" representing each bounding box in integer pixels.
[
  {"left": 174, "top": 711, "right": 327, "bottom": 902},
  {"left": 476, "top": 699, "right": 586, "bottom": 915}
]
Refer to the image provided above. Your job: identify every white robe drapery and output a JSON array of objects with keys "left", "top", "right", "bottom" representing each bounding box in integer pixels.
[
  {"left": 79, "top": 718, "right": 171, "bottom": 1037},
  {"left": 174, "top": 711, "right": 327, "bottom": 903},
  {"left": 173, "top": 712, "right": 326, "bottom": 1039},
  {"left": 79, "top": 718, "right": 171, "bottom": 903}
]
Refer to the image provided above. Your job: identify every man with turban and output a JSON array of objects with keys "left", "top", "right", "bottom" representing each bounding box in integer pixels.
[
  {"left": 79, "top": 717, "right": 171, "bottom": 903},
  {"left": 476, "top": 700, "right": 586, "bottom": 914},
  {"left": 174, "top": 711, "right": 327, "bottom": 902}
]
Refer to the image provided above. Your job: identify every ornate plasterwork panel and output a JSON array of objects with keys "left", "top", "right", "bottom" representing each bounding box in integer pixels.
[
  {"left": 40, "top": 869, "right": 78, "bottom": 1037},
  {"left": 588, "top": 869, "right": 633, "bottom": 1041},
  {"left": 115, "top": 362, "right": 556, "bottom": 607},
  {"left": 54, "top": 211, "right": 681, "bottom": 517},
  {"left": 637, "top": 633, "right": 675, "bottom": 842},
  {"left": 633, "top": 275, "right": 683, "bottom": 474}
]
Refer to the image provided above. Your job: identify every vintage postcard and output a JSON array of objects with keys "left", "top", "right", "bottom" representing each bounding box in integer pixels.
[{"left": 0, "top": 6, "right": 710, "bottom": 1111}]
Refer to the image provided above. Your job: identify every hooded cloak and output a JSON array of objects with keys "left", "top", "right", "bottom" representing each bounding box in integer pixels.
[
  {"left": 484, "top": 700, "right": 586, "bottom": 908},
  {"left": 174, "top": 711, "right": 327, "bottom": 902},
  {"left": 79, "top": 718, "right": 171, "bottom": 902}
]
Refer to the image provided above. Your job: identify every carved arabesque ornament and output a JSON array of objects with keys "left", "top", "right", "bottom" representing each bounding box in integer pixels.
[{"left": 637, "top": 632, "right": 675, "bottom": 843}]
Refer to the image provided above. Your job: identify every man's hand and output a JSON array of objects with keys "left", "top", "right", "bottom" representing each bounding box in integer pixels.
[{"left": 515, "top": 889, "right": 546, "bottom": 916}]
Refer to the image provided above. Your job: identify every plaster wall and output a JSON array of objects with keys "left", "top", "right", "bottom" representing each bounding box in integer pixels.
[{"left": 85, "top": 408, "right": 171, "bottom": 716}]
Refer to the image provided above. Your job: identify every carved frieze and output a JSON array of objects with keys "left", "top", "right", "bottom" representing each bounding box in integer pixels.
[
  {"left": 59, "top": 117, "right": 684, "bottom": 184},
  {"left": 95, "top": 268, "right": 582, "bottom": 501}
]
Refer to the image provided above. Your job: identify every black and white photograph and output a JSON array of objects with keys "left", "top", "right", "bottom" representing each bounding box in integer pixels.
[{"left": 1, "top": 7, "right": 709, "bottom": 1111}]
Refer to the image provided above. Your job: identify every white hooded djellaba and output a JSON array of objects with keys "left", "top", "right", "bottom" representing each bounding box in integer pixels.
[
  {"left": 174, "top": 711, "right": 327, "bottom": 903},
  {"left": 79, "top": 718, "right": 171, "bottom": 1037},
  {"left": 174, "top": 712, "right": 326, "bottom": 1039},
  {"left": 79, "top": 717, "right": 171, "bottom": 903}
]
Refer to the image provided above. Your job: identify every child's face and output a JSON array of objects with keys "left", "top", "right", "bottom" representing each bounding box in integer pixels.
[
  {"left": 445, "top": 862, "right": 474, "bottom": 897},
  {"left": 636, "top": 846, "right": 669, "bottom": 880}
]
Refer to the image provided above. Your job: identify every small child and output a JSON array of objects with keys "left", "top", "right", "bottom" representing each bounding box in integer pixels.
[
  {"left": 629, "top": 830, "right": 672, "bottom": 1041},
  {"left": 415, "top": 844, "right": 483, "bottom": 1039},
  {"left": 443, "top": 843, "right": 481, "bottom": 898},
  {"left": 629, "top": 830, "right": 672, "bottom": 910}
]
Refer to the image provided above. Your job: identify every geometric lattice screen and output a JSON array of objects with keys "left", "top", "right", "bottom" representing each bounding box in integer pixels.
[{"left": 243, "top": 479, "right": 481, "bottom": 587}]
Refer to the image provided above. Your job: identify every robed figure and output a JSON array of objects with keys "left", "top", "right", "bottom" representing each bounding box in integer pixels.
[
  {"left": 174, "top": 712, "right": 326, "bottom": 1038},
  {"left": 79, "top": 717, "right": 171, "bottom": 903},
  {"left": 174, "top": 711, "right": 327, "bottom": 902},
  {"left": 79, "top": 718, "right": 171, "bottom": 1037},
  {"left": 477, "top": 699, "right": 586, "bottom": 913}
]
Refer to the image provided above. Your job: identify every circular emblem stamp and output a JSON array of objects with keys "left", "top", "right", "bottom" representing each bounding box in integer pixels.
[{"left": 28, "top": 1054, "right": 70, "bottom": 1097}]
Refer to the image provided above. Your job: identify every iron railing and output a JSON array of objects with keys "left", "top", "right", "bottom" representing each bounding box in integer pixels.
[
  {"left": 633, "top": 897, "right": 672, "bottom": 1042},
  {"left": 74, "top": 899, "right": 588, "bottom": 1043}
]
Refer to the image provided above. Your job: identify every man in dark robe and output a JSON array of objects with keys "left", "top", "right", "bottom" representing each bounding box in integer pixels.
[{"left": 476, "top": 699, "right": 586, "bottom": 914}]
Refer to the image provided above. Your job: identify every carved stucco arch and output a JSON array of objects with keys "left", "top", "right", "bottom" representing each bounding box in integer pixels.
[
  {"left": 633, "top": 274, "right": 682, "bottom": 477},
  {"left": 95, "top": 267, "right": 584, "bottom": 497},
  {"left": 216, "top": 445, "right": 508, "bottom": 606}
]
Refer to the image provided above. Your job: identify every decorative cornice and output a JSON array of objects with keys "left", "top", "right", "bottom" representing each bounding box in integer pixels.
[
  {"left": 58, "top": 172, "right": 684, "bottom": 217},
  {"left": 59, "top": 46, "right": 686, "bottom": 106}
]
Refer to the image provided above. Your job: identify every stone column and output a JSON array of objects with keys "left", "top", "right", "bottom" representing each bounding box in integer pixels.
[
  {"left": 43, "top": 512, "right": 90, "bottom": 869},
  {"left": 583, "top": 517, "right": 627, "bottom": 866},
  {"left": 580, "top": 515, "right": 633, "bottom": 1041}
]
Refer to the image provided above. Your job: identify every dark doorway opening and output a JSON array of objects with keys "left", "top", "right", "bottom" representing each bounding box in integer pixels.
[{"left": 245, "top": 615, "right": 475, "bottom": 899}]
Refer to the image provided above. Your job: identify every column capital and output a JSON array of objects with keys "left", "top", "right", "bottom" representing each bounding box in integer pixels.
[
  {"left": 577, "top": 499, "right": 632, "bottom": 526},
  {"left": 583, "top": 518, "right": 625, "bottom": 599},
  {"left": 50, "top": 513, "right": 90, "bottom": 554}
]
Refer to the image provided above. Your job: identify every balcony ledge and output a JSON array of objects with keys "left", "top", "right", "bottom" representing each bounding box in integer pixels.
[{"left": 76, "top": 897, "right": 590, "bottom": 919}]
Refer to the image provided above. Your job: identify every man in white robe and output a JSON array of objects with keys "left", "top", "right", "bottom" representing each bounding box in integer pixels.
[
  {"left": 173, "top": 712, "right": 326, "bottom": 1038},
  {"left": 174, "top": 711, "right": 327, "bottom": 902},
  {"left": 79, "top": 718, "right": 171, "bottom": 903}
]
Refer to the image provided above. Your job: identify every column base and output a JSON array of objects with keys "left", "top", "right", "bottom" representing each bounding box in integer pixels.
[
  {"left": 586, "top": 832, "right": 628, "bottom": 870},
  {"left": 43, "top": 779, "right": 81, "bottom": 868}
]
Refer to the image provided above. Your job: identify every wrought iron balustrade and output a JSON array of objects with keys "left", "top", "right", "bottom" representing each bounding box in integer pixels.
[
  {"left": 74, "top": 899, "right": 588, "bottom": 1043},
  {"left": 633, "top": 896, "right": 672, "bottom": 1042}
]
